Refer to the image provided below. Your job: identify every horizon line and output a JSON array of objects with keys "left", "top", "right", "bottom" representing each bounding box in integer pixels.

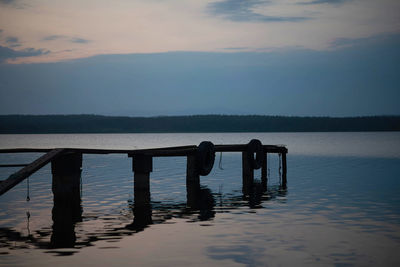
[{"left": 1, "top": 114, "right": 400, "bottom": 119}]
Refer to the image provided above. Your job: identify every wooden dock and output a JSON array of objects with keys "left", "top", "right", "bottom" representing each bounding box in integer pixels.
[
  {"left": 0, "top": 139, "right": 288, "bottom": 199},
  {"left": 0, "top": 139, "right": 287, "bottom": 248}
]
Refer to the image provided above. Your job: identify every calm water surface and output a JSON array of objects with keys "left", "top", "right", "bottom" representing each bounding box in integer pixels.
[{"left": 0, "top": 132, "right": 399, "bottom": 266}]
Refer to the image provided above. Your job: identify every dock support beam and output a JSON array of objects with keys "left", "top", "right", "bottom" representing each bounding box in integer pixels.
[
  {"left": 261, "top": 153, "right": 268, "bottom": 190},
  {"left": 186, "top": 155, "right": 200, "bottom": 207},
  {"left": 242, "top": 152, "right": 254, "bottom": 195},
  {"left": 282, "top": 152, "right": 287, "bottom": 189},
  {"left": 132, "top": 155, "right": 152, "bottom": 224},
  {"left": 51, "top": 152, "right": 82, "bottom": 248}
]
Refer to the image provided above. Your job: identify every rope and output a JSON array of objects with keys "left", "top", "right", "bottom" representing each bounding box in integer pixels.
[
  {"left": 26, "top": 177, "right": 31, "bottom": 235},
  {"left": 218, "top": 151, "right": 224, "bottom": 170}
]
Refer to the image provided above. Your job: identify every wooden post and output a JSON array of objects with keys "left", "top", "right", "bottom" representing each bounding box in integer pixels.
[
  {"left": 127, "top": 154, "right": 153, "bottom": 230},
  {"left": 242, "top": 152, "right": 254, "bottom": 195},
  {"left": 282, "top": 152, "right": 287, "bottom": 189},
  {"left": 51, "top": 152, "right": 82, "bottom": 248},
  {"left": 261, "top": 152, "right": 268, "bottom": 190},
  {"left": 51, "top": 152, "right": 82, "bottom": 216},
  {"left": 132, "top": 154, "right": 152, "bottom": 208},
  {"left": 186, "top": 154, "right": 200, "bottom": 207}
]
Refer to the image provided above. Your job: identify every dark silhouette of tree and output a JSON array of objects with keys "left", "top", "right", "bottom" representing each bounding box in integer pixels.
[{"left": 0, "top": 114, "right": 399, "bottom": 133}]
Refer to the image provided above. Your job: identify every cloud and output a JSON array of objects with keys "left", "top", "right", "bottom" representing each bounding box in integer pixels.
[
  {"left": 5, "top": 37, "right": 18, "bottom": 43},
  {"left": 0, "top": 46, "right": 49, "bottom": 63},
  {"left": 41, "top": 35, "right": 64, "bottom": 41},
  {"left": 0, "top": 0, "right": 26, "bottom": 9},
  {"left": 0, "top": 33, "right": 399, "bottom": 116},
  {"left": 0, "top": 0, "right": 16, "bottom": 4},
  {"left": 223, "top": 47, "right": 249, "bottom": 50},
  {"left": 5, "top": 36, "right": 21, "bottom": 47},
  {"left": 41, "top": 35, "right": 90, "bottom": 44},
  {"left": 330, "top": 33, "right": 400, "bottom": 49},
  {"left": 298, "top": 0, "right": 351, "bottom": 5},
  {"left": 207, "top": 0, "right": 309, "bottom": 22},
  {"left": 70, "top": 37, "right": 90, "bottom": 44}
]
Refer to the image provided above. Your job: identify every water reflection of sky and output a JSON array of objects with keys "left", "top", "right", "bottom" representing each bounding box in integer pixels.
[{"left": 1, "top": 133, "right": 400, "bottom": 266}]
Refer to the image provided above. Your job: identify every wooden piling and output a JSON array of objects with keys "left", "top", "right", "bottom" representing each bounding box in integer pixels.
[
  {"left": 186, "top": 154, "right": 200, "bottom": 207},
  {"left": 261, "top": 153, "right": 267, "bottom": 190},
  {"left": 51, "top": 152, "right": 82, "bottom": 248},
  {"left": 132, "top": 154, "right": 152, "bottom": 210},
  {"left": 282, "top": 152, "right": 287, "bottom": 189},
  {"left": 51, "top": 152, "right": 82, "bottom": 210},
  {"left": 242, "top": 152, "right": 254, "bottom": 195}
]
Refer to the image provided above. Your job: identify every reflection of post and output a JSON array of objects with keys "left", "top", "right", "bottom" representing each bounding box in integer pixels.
[
  {"left": 51, "top": 152, "right": 82, "bottom": 248},
  {"left": 186, "top": 155, "right": 200, "bottom": 207},
  {"left": 132, "top": 154, "right": 152, "bottom": 223},
  {"left": 261, "top": 153, "right": 268, "bottom": 190},
  {"left": 242, "top": 152, "right": 254, "bottom": 195},
  {"left": 282, "top": 152, "right": 287, "bottom": 189}
]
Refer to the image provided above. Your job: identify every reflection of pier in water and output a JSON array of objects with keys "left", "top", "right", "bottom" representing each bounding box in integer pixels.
[
  {"left": 0, "top": 182, "right": 287, "bottom": 254},
  {"left": 0, "top": 140, "right": 287, "bottom": 254}
]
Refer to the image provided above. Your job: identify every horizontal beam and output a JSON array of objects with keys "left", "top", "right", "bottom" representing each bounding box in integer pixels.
[
  {"left": 0, "top": 149, "right": 65, "bottom": 196},
  {"left": 264, "top": 145, "right": 288, "bottom": 153},
  {"left": 0, "top": 145, "right": 287, "bottom": 156},
  {"left": 215, "top": 144, "right": 287, "bottom": 153}
]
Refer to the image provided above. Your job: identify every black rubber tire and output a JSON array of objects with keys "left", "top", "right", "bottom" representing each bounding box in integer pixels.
[
  {"left": 196, "top": 141, "right": 215, "bottom": 176},
  {"left": 247, "top": 139, "right": 263, "bottom": 170}
]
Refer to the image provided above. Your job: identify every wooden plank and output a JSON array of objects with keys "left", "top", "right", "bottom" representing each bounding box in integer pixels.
[
  {"left": 263, "top": 145, "right": 288, "bottom": 153},
  {"left": 0, "top": 144, "right": 287, "bottom": 155},
  {"left": 0, "top": 149, "right": 65, "bottom": 196},
  {"left": 128, "top": 147, "right": 197, "bottom": 157},
  {"left": 67, "top": 145, "right": 198, "bottom": 155},
  {"left": 215, "top": 144, "right": 287, "bottom": 153},
  {"left": 215, "top": 144, "right": 247, "bottom": 152}
]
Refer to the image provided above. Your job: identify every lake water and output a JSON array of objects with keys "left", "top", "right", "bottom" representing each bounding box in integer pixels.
[{"left": 0, "top": 132, "right": 399, "bottom": 266}]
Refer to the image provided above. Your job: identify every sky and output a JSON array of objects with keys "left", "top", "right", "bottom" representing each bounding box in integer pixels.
[{"left": 0, "top": 0, "right": 399, "bottom": 116}]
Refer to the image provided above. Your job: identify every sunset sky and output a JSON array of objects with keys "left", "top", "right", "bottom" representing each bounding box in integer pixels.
[{"left": 0, "top": 0, "right": 399, "bottom": 116}]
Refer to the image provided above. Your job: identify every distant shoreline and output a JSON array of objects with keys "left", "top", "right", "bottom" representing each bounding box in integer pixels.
[{"left": 0, "top": 114, "right": 399, "bottom": 134}]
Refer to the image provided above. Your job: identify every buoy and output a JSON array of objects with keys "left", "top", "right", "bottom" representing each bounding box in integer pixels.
[
  {"left": 196, "top": 141, "right": 215, "bottom": 176},
  {"left": 246, "top": 139, "right": 263, "bottom": 170}
]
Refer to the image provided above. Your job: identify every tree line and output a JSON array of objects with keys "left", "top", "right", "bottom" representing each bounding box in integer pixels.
[{"left": 0, "top": 114, "right": 399, "bottom": 133}]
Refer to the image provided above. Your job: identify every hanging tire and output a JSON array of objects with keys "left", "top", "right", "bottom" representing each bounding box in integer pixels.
[
  {"left": 247, "top": 139, "right": 263, "bottom": 170},
  {"left": 196, "top": 141, "right": 215, "bottom": 176}
]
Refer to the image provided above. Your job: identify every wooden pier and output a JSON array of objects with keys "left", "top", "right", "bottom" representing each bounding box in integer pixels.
[
  {"left": 0, "top": 140, "right": 287, "bottom": 247},
  {"left": 0, "top": 140, "right": 288, "bottom": 200}
]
